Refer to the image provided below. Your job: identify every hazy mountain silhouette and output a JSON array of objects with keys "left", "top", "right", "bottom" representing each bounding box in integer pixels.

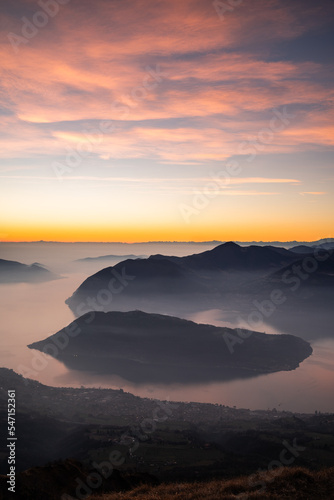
[
  {"left": 290, "top": 244, "right": 334, "bottom": 254},
  {"left": 290, "top": 245, "right": 315, "bottom": 254},
  {"left": 0, "top": 258, "right": 58, "bottom": 283},
  {"left": 75, "top": 254, "right": 147, "bottom": 262},
  {"left": 237, "top": 238, "right": 334, "bottom": 248},
  {"left": 233, "top": 251, "right": 334, "bottom": 340},
  {"left": 267, "top": 253, "right": 334, "bottom": 289},
  {"left": 65, "top": 242, "right": 300, "bottom": 315},
  {"left": 66, "top": 254, "right": 214, "bottom": 316},
  {"left": 64, "top": 242, "right": 334, "bottom": 341},
  {"left": 28, "top": 310, "right": 312, "bottom": 383}
]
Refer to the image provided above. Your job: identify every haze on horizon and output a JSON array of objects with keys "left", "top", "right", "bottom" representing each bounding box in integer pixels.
[{"left": 0, "top": 0, "right": 333, "bottom": 243}]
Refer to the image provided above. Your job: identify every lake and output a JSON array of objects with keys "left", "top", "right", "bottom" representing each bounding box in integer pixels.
[{"left": 0, "top": 242, "right": 333, "bottom": 414}]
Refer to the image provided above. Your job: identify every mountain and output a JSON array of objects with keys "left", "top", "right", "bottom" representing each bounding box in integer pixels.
[
  {"left": 179, "top": 241, "right": 296, "bottom": 271},
  {"left": 28, "top": 310, "right": 312, "bottom": 383},
  {"left": 290, "top": 245, "right": 315, "bottom": 254},
  {"left": 0, "top": 258, "right": 58, "bottom": 283},
  {"left": 268, "top": 253, "right": 334, "bottom": 289},
  {"left": 236, "top": 238, "right": 334, "bottom": 248},
  {"left": 234, "top": 251, "right": 334, "bottom": 340},
  {"left": 64, "top": 242, "right": 333, "bottom": 342},
  {"left": 66, "top": 254, "right": 213, "bottom": 316},
  {"left": 75, "top": 254, "right": 147, "bottom": 262},
  {"left": 290, "top": 244, "right": 334, "bottom": 254},
  {"left": 65, "top": 242, "right": 300, "bottom": 315}
]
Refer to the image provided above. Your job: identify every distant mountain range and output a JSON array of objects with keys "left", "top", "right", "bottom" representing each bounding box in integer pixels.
[
  {"left": 237, "top": 238, "right": 334, "bottom": 248},
  {"left": 75, "top": 254, "right": 147, "bottom": 262},
  {"left": 0, "top": 258, "right": 58, "bottom": 283},
  {"left": 4, "top": 238, "right": 333, "bottom": 247},
  {"left": 28, "top": 310, "right": 312, "bottom": 383}
]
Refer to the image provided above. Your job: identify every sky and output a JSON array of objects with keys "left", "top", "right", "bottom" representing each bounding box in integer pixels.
[{"left": 0, "top": 0, "right": 333, "bottom": 242}]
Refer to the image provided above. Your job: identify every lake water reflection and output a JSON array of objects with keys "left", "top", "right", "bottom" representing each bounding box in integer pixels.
[{"left": 0, "top": 242, "right": 333, "bottom": 414}]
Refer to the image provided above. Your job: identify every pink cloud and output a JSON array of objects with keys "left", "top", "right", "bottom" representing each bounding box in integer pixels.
[{"left": 0, "top": 0, "right": 333, "bottom": 163}]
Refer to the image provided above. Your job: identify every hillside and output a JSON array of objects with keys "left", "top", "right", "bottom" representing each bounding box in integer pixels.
[
  {"left": 2, "top": 463, "right": 333, "bottom": 500},
  {"left": 0, "top": 459, "right": 157, "bottom": 500},
  {"left": 233, "top": 252, "right": 334, "bottom": 340},
  {"left": 88, "top": 466, "right": 334, "bottom": 500},
  {"left": 28, "top": 310, "right": 312, "bottom": 383},
  {"left": 2, "top": 367, "right": 334, "bottom": 496},
  {"left": 65, "top": 242, "right": 301, "bottom": 315}
]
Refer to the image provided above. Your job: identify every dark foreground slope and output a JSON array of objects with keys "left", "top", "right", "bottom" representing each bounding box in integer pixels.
[
  {"left": 0, "top": 459, "right": 157, "bottom": 500},
  {"left": 28, "top": 310, "right": 312, "bottom": 383},
  {"left": 1, "top": 464, "right": 333, "bottom": 500},
  {"left": 89, "top": 467, "right": 334, "bottom": 500}
]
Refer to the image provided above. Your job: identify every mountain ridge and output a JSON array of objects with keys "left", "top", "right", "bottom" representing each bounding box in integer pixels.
[{"left": 65, "top": 242, "right": 302, "bottom": 315}]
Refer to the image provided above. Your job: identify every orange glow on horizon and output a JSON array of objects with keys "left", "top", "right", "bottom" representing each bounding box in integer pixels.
[
  {"left": 0, "top": 0, "right": 333, "bottom": 247},
  {"left": 1, "top": 221, "right": 332, "bottom": 244}
]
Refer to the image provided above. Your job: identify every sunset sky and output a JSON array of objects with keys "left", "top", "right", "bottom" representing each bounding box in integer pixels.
[{"left": 0, "top": 0, "right": 333, "bottom": 242}]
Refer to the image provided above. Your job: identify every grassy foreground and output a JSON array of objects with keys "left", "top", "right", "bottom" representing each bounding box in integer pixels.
[{"left": 89, "top": 467, "right": 334, "bottom": 500}]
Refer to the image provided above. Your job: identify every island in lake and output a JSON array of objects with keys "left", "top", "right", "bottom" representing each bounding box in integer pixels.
[{"left": 28, "top": 310, "right": 312, "bottom": 383}]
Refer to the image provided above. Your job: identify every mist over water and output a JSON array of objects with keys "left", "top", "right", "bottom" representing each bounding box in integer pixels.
[
  {"left": 0, "top": 242, "right": 333, "bottom": 414},
  {"left": 0, "top": 242, "right": 216, "bottom": 274}
]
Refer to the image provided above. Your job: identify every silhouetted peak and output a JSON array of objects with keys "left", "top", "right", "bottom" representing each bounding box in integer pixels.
[
  {"left": 216, "top": 241, "right": 240, "bottom": 249},
  {"left": 208, "top": 241, "right": 241, "bottom": 254},
  {"left": 223, "top": 241, "right": 240, "bottom": 247}
]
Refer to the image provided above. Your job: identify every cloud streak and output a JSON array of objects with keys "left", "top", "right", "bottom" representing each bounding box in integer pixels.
[{"left": 0, "top": 0, "right": 333, "bottom": 240}]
